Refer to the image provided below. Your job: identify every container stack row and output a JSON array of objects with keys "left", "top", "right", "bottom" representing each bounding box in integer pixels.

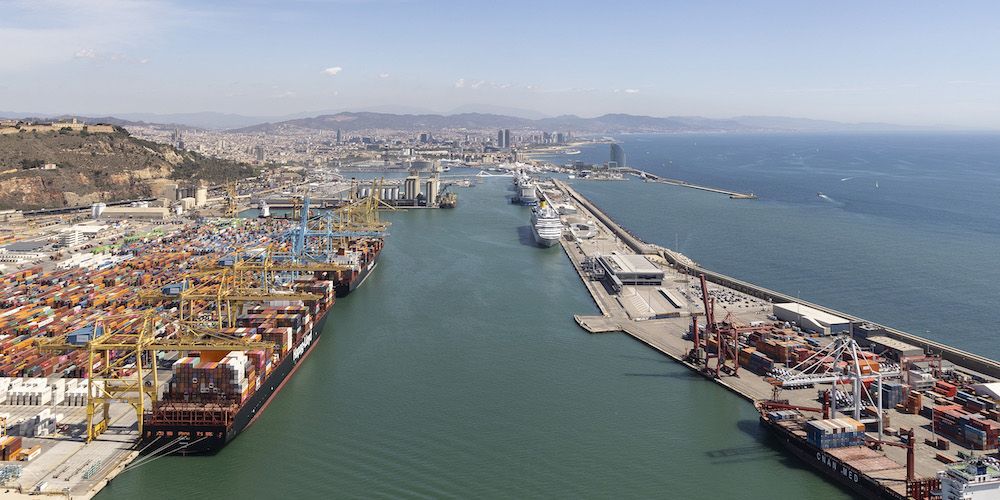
[
  {"left": 805, "top": 418, "right": 866, "bottom": 449},
  {"left": 0, "top": 220, "right": 279, "bottom": 378},
  {"left": 933, "top": 405, "right": 1000, "bottom": 450}
]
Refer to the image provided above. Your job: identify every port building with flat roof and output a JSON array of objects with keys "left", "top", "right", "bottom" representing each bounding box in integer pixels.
[{"left": 773, "top": 302, "right": 851, "bottom": 335}]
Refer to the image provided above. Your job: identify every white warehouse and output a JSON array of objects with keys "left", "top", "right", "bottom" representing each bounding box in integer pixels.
[{"left": 773, "top": 302, "right": 851, "bottom": 336}]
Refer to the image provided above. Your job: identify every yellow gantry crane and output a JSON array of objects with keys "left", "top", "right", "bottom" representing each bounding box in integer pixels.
[
  {"left": 224, "top": 181, "right": 239, "bottom": 218},
  {"left": 140, "top": 246, "right": 345, "bottom": 329},
  {"left": 36, "top": 312, "right": 272, "bottom": 443},
  {"left": 285, "top": 178, "right": 392, "bottom": 262}
]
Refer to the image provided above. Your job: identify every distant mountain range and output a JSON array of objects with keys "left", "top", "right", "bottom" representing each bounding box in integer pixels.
[
  {"left": 232, "top": 112, "right": 935, "bottom": 134},
  {"left": 2, "top": 110, "right": 938, "bottom": 134}
]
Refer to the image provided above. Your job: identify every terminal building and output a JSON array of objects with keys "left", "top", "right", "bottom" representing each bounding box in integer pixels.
[
  {"left": 596, "top": 254, "right": 664, "bottom": 288},
  {"left": 773, "top": 302, "right": 851, "bottom": 336}
]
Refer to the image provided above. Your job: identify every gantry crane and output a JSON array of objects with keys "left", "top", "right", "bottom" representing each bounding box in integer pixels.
[
  {"left": 692, "top": 274, "right": 740, "bottom": 377},
  {"left": 36, "top": 311, "right": 271, "bottom": 442},
  {"left": 224, "top": 181, "right": 239, "bottom": 218},
  {"left": 140, "top": 245, "right": 351, "bottom": 329},
  {"left": 282, "top": 179, "right": 392, "bottom": 264}
]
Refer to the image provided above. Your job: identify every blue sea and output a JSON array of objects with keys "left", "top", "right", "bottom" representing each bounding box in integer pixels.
[{"left": 548, "top": 133, "right": 1000, "bottom": 358}]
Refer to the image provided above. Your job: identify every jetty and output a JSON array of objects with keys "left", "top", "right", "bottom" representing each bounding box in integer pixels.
[
  {"left": 622, "top": 168, "right": 758, "bottom": 199},
  {"left": 545, "top": 177, "right": 1000, "bottom": 498}
]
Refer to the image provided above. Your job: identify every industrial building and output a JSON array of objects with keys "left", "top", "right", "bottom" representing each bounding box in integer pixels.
[
  {"left": 424, "top": 178, "right": 439, "bottom": 206},
  {"left": 58, "top": 230, "right": 85, "bottom": 247},
  {"left": 98, "top": 206, "right": 170, "bottom": 220},
  {"left": 403, "top": 172, "right": 420, "bottom": 201},
  {"left": 596, "top": 254, "right": 664, "bottom": 286},
  {"left": 865, "top": 335, "right": 925, "bottom": 361},
  {"left": 773, "top": 302, "right": 851, "bottom": 335}
]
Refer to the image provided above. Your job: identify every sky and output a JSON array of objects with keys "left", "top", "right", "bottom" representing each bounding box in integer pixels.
[{"left": 1, "top": 0, "right": 1000, "bottom": 128}]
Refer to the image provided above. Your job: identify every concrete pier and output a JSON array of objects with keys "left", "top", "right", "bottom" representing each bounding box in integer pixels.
[
  {"left": 547, "top": 177, "right": 995, "bottom": 493},
  {"left": 623, "top": 168, "right": 758, "bottom": 199}
]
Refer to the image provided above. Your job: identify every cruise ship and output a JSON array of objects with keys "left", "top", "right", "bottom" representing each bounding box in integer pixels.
[
  {"left": 514, "top": 174, "right": 539, "bottom": 206},
  {"left": 531, "top": 204, "right": 562, "bottom": 247}
]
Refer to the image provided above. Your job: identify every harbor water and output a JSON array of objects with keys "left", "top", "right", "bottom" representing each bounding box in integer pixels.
[
  {"left": 556, "top": 133, "right": 1000, "bottom": 359},
  {"left": 98, "top": 176, "right": 849, "bottom": 498}
]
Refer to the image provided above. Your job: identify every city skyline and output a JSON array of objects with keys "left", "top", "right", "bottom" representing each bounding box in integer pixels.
[{"left": 3, "top": 0, "right": 1000, "bottom": 128}]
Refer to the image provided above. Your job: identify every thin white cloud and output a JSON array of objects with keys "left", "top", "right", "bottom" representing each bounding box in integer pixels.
[
  {"left": 74, "top": 48, "right": 97, "bottom": 59},
  {"left": 454, "top": 78, "right": 518, "bottom": 90},
  {"left": 72, "top": 48, "right": 148, "bottom": 64},
  {"left": 782, "top": 86, "right": 872, "bottom": 94},
  {"left": 322, "top": 66, "right": 343, "bottom": 76},
  {"left": 623, "top": 88, "right": 640, "bottom": 94},
  {"left": 0, "top": 0, "right": 184, "bottom": 72},
  {"left": 947, "top": 80, "right": 996, "bottom": 87},
  {"left": 378, "top": 72, "right": 390, "bottom": 79}
]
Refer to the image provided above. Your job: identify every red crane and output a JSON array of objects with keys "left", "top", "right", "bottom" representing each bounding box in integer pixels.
[{"left": 697, "top": 274, "right": 740, "bottom": 377}]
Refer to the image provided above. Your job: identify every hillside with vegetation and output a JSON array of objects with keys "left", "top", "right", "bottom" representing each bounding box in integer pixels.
[{"left": 0, "top": 127, "right": 255, "bottom": 210}]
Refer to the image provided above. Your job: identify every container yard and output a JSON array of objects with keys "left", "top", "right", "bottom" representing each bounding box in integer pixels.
[
  {"left": 544, "top": 177, "right": 1000, "bottom": 499},
  {"left": 0, "top": 188, "right": 388, "bottom": 497}
]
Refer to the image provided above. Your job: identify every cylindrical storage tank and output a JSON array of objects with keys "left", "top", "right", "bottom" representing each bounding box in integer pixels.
[{"left": 195, "top": 187, "right": 208, "bottom": 207}]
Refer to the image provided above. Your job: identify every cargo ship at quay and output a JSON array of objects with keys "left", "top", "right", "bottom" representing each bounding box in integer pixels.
[
  {"left": 142, "top": 230, "right": 385, "bottom": 454},
  {"left": 545, "top": 177, "right": 1000, "bottom": 500},
  {"left": 0, "top": 189, "right": 389, "bottom": 495},
  {"left": 142, "top": 273, "right": 346, "bottom": 455}
]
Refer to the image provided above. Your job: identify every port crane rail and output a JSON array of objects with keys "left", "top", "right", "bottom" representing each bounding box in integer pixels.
[{"left": 36, "top": 311, "right": 271, "bottom": 442}]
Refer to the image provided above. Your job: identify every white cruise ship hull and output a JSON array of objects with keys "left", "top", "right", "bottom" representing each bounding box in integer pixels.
[{"left": 531, "top": 224, "right": 560, "bottom": 247}]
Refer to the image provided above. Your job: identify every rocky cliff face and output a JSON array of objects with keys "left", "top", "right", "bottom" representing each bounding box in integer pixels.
[{"left": 0, "top": 129, "right": 254, "bottom": 210}]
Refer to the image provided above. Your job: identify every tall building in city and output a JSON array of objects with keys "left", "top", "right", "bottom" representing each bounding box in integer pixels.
[
  {"left": 609, "top": 143, "right": 626, "bottom": 168},
  {"left": 336, "top": 129, "right": 342, "bottom": 143},
  {"left": 503, "top": 129, "right": 511, "bottom": 148},
  {"left": 556, "top": 132, "right": 565, "bottom": 144},
  {"left": 254, "top": 145, "right": 265, "bottom": 162},
  {"left": 497, "top": 129, "right": 505, "bottom": 148}
]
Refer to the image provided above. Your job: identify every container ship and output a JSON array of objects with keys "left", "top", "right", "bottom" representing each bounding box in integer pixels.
[
  {"left": 331, "top": 238, "right": 383, "bottom": 297},
  {"left": 142, "top": 240, "right": 383, "bottom": 455},
  {"left": 757, "top": 404, "right": 915, "bottom": 499}
]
